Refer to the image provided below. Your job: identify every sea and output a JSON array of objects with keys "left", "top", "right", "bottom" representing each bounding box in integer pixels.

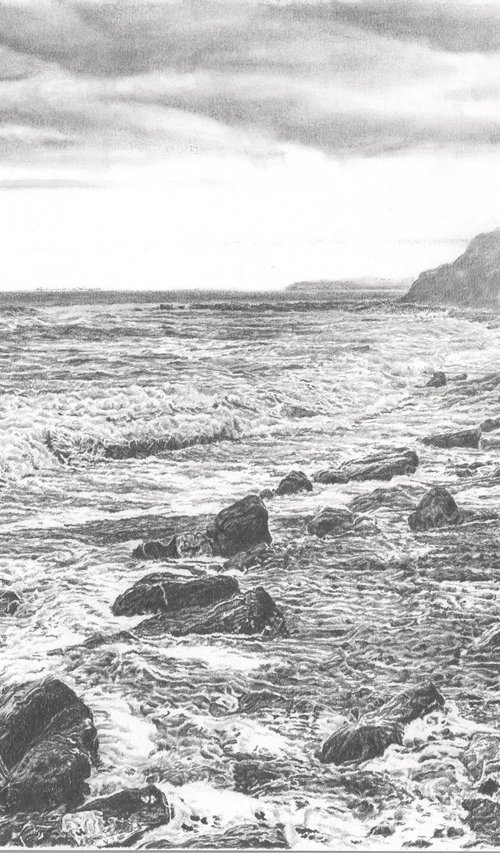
[{"left": 1, "top": 286, "right": 500, "bottom": 849}]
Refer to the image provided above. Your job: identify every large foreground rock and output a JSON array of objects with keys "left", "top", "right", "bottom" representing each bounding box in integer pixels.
[
  {"left": 402, "top": 228, "right": 500, "bottom": 308},
  {"left": 67, "top": 785, "right": 173, "bottom": 847},
  {"left": 134, "top": 586, "right": 286, "bottom": 638},
  {"left": 408, "top": 486, "right": 461, "bottom": 532},
  {"left": 321, "top": 682, "right": 444, "bottom": 765},
  {"left": 423, "top": 428, "right": 480, "bottom": 449},
  {"left": 206, "top": 495, "right": 272, "bottom": 557},
  {"left": 314, "top": 448, "right": 419, "bottom": 484},
  {"left": 112, "top": 574, "right": 239, "bottom": 617},
  {"left": 0, "top": 678, "right": 98, "bottom": 811}
]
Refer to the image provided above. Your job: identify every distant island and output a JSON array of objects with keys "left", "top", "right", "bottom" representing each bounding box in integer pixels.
[
  {"left": 402, "top": 228, "right": 500, "bottom": 308},
  {"left": 287, "top": 277, "right": 409, "bottom": 296}
]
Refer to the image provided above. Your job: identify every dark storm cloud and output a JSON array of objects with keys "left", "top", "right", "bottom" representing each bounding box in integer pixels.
[{"left": 0, "top": 0, "right": 499, "bottom": 164}]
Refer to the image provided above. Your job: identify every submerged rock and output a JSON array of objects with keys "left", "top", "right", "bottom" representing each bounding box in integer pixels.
[
  {"left": 349, "top": 486, "right": 420, "bottom": 514},
  {"left": 0, "top": 678, "right": 98, "bottom": 812},
  {"left": 223, "top": 543, "right": 273, "bottom": 573},
  {"left": 321, "top": 681, "right": 444, "bottom": 765},
  {"left": 151, "top": 823, "right": 289, "bottom": 849},
  {"left": 422, "top": 428, "right": 480, "bottom": 449},
  {"left": 0, "top": 589, "right": 20, "bottom": 616},
  {"left": 314, "top": 448, "right": 419, "bottom": 484},
  {"left": 426, "top": 371, "right": 446, "bottom": 388},
  {"left": 112, "top": 574, "right": 239, "bottom": 617},
  {"left": 135, "top": 586, "right": 286, "bottom": 638},
  {"left": 206, "top": 495, "right": 272, "bottom": 557},
  {"left": 408, "top": 486, "right": 461, "bottom": 532},
  {"left": 132, "top": 540, "right": 178, "bottom": 560},
  {"left": 276, "top": 470, "right": 313, "bottom": 496},
  {"left": 308, "top": 507, "right": 355, "bottom": 537}
]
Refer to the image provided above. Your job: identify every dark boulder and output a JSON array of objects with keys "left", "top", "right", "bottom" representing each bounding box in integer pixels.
[
  {"left": 0, "top": 678, "right": 98, "bottom": 811},
  {"left": 134, "top": 586, "right": 286, "bottom": 638},
  {"left": 307, "top": 507, "right": 354, "bottom": 537},
  {"left": 422, "top": 428, "right": 480, "bottom": 449},
  {"left": 314, "top": 448, "right": 419, "bottom": 484},
  {"left": 463, "top": 798, "right": 500, "bottom": 844},
  {"left": 74, "top": 785, "right": 173, "bottom": 845},
  {"left": 321, "top": 722, "right": 402, "bottom": 765},
  {"left": 426, "top": 371, "right": 446, "bottom": 388},
  {"left": 276, "top": 470, "right": 313, "bottom": 496},
  {"left": 0, "top": 590, "right": 20, "bottom": 616},
  {"left": 408, "top": 486, "right": 461, "bottom": 532},
  {"left": 321, "top": 682, "right": 444, "bottom": 765},
  {"left": 206, "top": 495, "right": 272, "bottom": 557},
  {"left": 112, "top": 574, "right": 239, "bottom": 617}
]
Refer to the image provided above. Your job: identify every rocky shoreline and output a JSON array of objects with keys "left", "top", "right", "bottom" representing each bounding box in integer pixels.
[{"left": 1, "top": 353, "right": 500, "bottom": 848}]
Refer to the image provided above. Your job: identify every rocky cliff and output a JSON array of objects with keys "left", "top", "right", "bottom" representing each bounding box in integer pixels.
[{"left": 402, "top": 229, "right": 500, "bottom": 308}]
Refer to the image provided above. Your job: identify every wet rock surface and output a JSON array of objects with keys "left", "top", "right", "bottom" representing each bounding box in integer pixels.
[
  {"left": 134, "top": 586, "right": 287, "bottom": 638},
  {"left": 112, "top": 574, "right": 239, "bottom": 617},
  {"left": 426, "top": 371, "right": 446, "bottom": 388},
  {"left": 321, "top": 682, "right": 444, "bottom": 765},
  {"left": 276, "top": 470, "right": 313, "bottom": 496},
  {"left": 206, "top": 495, "right": 272, "bottom": 557},
  {"left": 0, "top": 678, "right": 98, "bottom": 812}
]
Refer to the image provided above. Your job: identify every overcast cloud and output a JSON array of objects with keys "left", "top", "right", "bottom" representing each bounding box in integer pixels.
[{"left": 1, "top": 0, "right": 500, "bottom": 164}]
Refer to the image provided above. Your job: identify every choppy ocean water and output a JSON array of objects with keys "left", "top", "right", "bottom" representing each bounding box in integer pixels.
[{"left": 1, "top": 289, "right": 500, "bottom": 849}]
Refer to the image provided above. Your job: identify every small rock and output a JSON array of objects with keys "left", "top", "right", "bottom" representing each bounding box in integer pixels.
[
  {"left": 206, "top": 495, "right": 272, "bottom": 557},
  {"left": 481, "top": 416, "right": 500, "bottom": 433},
  {"left": 276, "top": 470, "right": 313, "bottom": 496},
  {"left": 426, "top": 371, "right": 446, "bottom": 387},
  {"left": 408, "top": 486, "right": 461, "bottom": 532},
  {"left": 0, "top": 590, "right": 20, "bottom": 616}
]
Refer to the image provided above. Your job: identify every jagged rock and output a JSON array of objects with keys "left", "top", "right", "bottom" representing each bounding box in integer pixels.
[
  {"left": 349, "top": 486, "right": 420, "bottom": 514},
  {"left": 402, "top": 228, "right": 500, "bottom": 308},
  {"left": 314, "top": 448, "right": 419, "bottom": 484},
  {"left": 135, "top": 531, "right": 212, "bottom": 560},
  {"left": 206, "top": 495, "right": 272, "bottom": 557},
  {"left": 134, "top": 586, "right": 286, "bottom": 638},
  {"left": 408, "top": 486, "right": 461, "bottom": 532},
  {"left": 259, "top": 488, "right": 276, "bottom": 500},
  {"left": 0, "top": 678, "right": 98, "bottom": 811},
  {"left": 481, "top": 416, "right": 500, "bottom": 433},
  {"left": 426, "top": 371, "right": 446, "bottom": 388},
  {"left": 463, "top": 798, "right": 500, "bottom": 843},
  {"left": 460, "top": 733, "right": 500, "bottom": 781},
  {"left": 422, "top": 428, "right": 480, "bottom": 449},
  {"left": 276, "top": 470, "right": 313, "bottom": 496},
  {"left": 321, "top": 722, "right": 402, "bottom": 765},
  {"left": 321, "top": 682, "right": 444, "bottom": 765},
  {"left": 112, "top": 574, "right": 239, "bottom": 617},
  {"left": 307, "top": 507, "right": 355, "bottom": 537},
  {"left": 0, "top": 590, "right": 20, "bottom": 616}
]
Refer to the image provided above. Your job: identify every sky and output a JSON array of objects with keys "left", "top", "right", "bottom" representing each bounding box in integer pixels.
[{"left": 2, "top": 0, "right": 500, "bottom": 290}]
